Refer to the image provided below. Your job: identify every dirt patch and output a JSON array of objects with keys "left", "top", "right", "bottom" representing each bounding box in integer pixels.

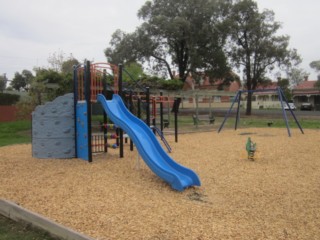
[{"left": 1, "top": 128, "right": 320, "bottom": 239}]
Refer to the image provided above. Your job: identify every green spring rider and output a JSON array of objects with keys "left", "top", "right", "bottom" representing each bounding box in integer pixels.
[{"left": 246, "top": 137, "right": 256, "bottom": 160}]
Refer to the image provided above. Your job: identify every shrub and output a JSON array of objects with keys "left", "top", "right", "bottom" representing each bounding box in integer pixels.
[
  {"left": 159, "top": 79, "right": 183, "bottom": 90},
  {"left": 15, "top": 100, "right": 36, "bottom": 120},
  {"left": 0, "top": 93, "right": 20, "bottom": 105}
]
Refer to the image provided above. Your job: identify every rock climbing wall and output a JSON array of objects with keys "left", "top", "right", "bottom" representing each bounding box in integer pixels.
[{"left": 32, "top": 93, "right": 75, "bottom": 158}]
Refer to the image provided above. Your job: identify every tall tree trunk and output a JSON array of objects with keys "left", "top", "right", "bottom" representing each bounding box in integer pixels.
[
  {"left": 151, "top": 54, "right": 174, "bottom": 79},
  {"left": 246, "top": 91, "right": 252, "bottom": 115},
  {"left": 246, "top": 77, "right": 252, "bottom": 115}
]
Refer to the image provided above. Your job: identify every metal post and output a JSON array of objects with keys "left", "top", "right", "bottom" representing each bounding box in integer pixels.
[
  {"left": 137, "top": 97, "right": 141, "bottom": 119},
  {"left": 73, "top": 65, "right": 78, "bottom": 158},
  {"left": 118, "top": 64, "right": 123, "bottom": 96},
  {"left": 146, "top": 87, "right": 150, "bottom": 127},
  {"left": 209, "top": 95, "right": 213, "bottom": 118},
  {"left": 102, "top": 69, "right": 108, "bottom": 152},
  {"left": 85, "top": 60, "right": 92, "bottom": 162},
  {"left": 195, "top": 94, "right": 199, "bottom": 128},
  {"left": 279, "top": 88, "right": 304, "bottom": 134},
  {"left": 235, "top": 91, "right": 242, "bottom": 130},
  {"left": 129, "top": 91, "right": 134, "bottom": 151},
  {"left": 160, "top": 92, "right": 164, "bottom": 131},
  {"left": 174, "top": 103, "right": 178, "bottom": 143},
  {"left": 171, "top": 98, "right": 181, "bottom": 143},
  {"left": 218, "top": 91, "right": 240, "bottom": 133},
  {"left": 118, "top": 64, "right": 124, "bottom": 158},
  {"left": 277, "top": 87, "right": 291, "bottom": 137}
]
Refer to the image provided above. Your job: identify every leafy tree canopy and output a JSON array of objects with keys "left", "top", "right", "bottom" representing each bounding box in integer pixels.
[
  {"left": 277, "top": 77, "right": 291, "bottom": 100},
  {"left": 7, "top": 51, "right": 79, "bottom": 106},
  {"left": 226, "top": 0, "right": 301, "bottom": 114},
  {"left": 309, "top": 60, "right": 320, "bottom": 72},
  {"left": 31, "top": 53, "right": 80, "bottom": 104},
  {"left": 10, "top": 70, "right": 34, "bottom": 92},
  {"left": 62, "top": 58, "right": 80, "bottom": 75},
  {"left": 122, "top": 62, "right": 144, "bottom": 83},
  {"left": 0, "top": 74, "right": 7, "bottom": 92},
  {"left": 105, "top": 0, "right": 231, "bottom": 82},
  {"left": 286, "top": 67, "right": 309, "bottom": 87},
  {"left": 29, "top": 68, "right": 64, "bottom": 104},
  {"left": 310, "top": 60, "right": 320, "bottom": 80},
  {"left": 120, "top": 61, "right": 183, "bottom": 91}
]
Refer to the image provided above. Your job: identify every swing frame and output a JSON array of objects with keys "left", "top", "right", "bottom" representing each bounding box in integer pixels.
[{"left": 218, "top": 87, "right": 304, "bottom": 137}]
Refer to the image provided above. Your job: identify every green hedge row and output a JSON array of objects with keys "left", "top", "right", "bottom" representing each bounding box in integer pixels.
[{"left": 0, "top": 93, "right": 20, "bottom": 105}]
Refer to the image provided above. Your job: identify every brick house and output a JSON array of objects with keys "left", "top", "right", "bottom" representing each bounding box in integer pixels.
[
  {"left": 182, "top": 71, "right": 320, "bottom": 110},
  {"left": 241, "top": 82, "right": 284, "bottom": 109},
  {"left": 292, "top": 80, "right": 320, "bottom": 110},
  {"left": 181, "top": 73, "right": 241, "bottom": 108},
  {"left": 182, "top": 73, "right": 288, "bottom": 109}
]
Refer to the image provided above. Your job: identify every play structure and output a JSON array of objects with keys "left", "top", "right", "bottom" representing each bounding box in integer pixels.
[
  {"left": 32, "top": 61, "right": 200, "bottom": 191},
  {"left": 218, "top": 88, "right": 304, "bottom": 137}
]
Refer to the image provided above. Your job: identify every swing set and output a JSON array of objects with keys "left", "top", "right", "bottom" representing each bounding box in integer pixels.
[{"left": 218, "top": 87, "right": 304, "bottom": 137}]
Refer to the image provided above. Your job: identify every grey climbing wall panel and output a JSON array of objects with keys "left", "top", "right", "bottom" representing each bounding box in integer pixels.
[{"left": 32, "top": 93, "right": 75, "bottom": 158}]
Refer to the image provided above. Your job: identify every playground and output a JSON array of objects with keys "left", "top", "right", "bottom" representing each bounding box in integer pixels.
[{"left": 1, "top": 127, "right": 320, "bottom": 239}]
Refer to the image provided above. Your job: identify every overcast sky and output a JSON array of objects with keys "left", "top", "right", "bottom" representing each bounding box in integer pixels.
[{"left": 1, "top": 0, "right": 319, "bottom": 81}]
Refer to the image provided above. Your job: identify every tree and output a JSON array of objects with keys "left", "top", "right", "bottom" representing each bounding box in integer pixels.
[
  {"left": 48, "top": 50, "right": 80, "bottom": 74},
  {"left": 61, "top": 57, "right": 80, "bottom": 75},
  {"left": 122, "top": 62, "right": 144, "bottom": 83},
  {"left": 10, "top": 70, "right": 34, "bottom": 91},
  {"left": 30, "top": 68, "right": 64, "bottom": 104},
  {"left": 311, "top": 60, "right": 320, "bottom": 88},
  {"left": 310, "top": 60, "right": 320, "bottom": 80},
  {"left": 286, "top": 68, "right": 309, "bottom": 87},
  {"left": 0, "top": 74, "right": 7, "bottom": 92},
  {"left": 47, "top": 50, "right": 65, "bottom": 72},
  {"left": 47, "top": 53, "right": 80, "bottom": 97},
  {"left": 277, "top": 77, "right": 291, "bottom": 100},
  {"left": 105, "top": 0, "right": 231, "bottom": 82},
  {"left": 226, "top": 0, "right": 301, "bottom": 115},
  {"left": 59, "top": 57, "right": 80, "bottom": 95},
  {"left": 28, "top": 80, "right": 46, "bottom": 106},
  {"left": 121, "top": 61, "right": 179, "bottom": 90}
]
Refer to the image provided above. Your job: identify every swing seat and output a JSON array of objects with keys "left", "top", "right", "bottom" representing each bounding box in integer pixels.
[{"left": 163, "top": 119, "right": 169, "bottom": 128}]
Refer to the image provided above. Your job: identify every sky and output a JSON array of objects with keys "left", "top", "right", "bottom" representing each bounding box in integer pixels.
[{"left": 1, "top": 0, "right": 319, "bottom": 81}]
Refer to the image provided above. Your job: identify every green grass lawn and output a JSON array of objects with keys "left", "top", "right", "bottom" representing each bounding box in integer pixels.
[
  {"left": 0, "top": 120, "right": 31, "bottom": 147},
  {"left": 166, "top": 115, "right": 320, "bottom": 129},
  {"left": 0, "top": 214, "right": 59, "bottom": 240},
  {"left": 217, "top": 117, "right": 320, "bottom": 129},
  {"left": 0, "top": 115, "right": 319, "bottom": 148},
  {"left": 0, "top": 116, "right": 320, "bottom": 147}
]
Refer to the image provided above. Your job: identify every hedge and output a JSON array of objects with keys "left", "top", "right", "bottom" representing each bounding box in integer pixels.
[{"left": 0, "top": 93, "right": 20, "bottom": 105}]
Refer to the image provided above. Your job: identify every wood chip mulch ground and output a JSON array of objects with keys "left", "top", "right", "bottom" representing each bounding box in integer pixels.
[{"left": 1, "top": 128, "right": 320, "bottom": 240}]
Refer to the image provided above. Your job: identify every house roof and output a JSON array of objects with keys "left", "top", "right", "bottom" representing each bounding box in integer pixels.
[
  {"left": 294, "top": 80, "right": 316, "bottom": 89},
  {"left": 229, "top": 81, "right": 241, "bottom": 92},
  {"left": 255, "top": 82, "right": 278, "bottom": 90},
  {"left": 292, "top": 80, "right": 320, "bottom": 96},
  {"left": 241, "top": 82, "right": 279, "bottom": 95}
]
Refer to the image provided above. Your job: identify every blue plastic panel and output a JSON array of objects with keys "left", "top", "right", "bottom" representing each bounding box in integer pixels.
[{"left": 76, "top": 101, "right": 89, "bottom": 161}]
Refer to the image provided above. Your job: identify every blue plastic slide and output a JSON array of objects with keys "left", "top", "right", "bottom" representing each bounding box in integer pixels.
[{"left": 97, "top": 94, "right": 201, "bottom": 191}]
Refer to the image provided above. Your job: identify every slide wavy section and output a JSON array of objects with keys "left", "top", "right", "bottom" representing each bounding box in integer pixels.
[{"left": 97, "top": 94, "right": 201, "bottom": 191}]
